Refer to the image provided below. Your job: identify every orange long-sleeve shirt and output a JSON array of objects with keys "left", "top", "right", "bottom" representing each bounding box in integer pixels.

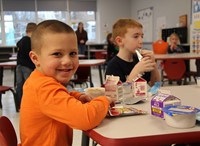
[{"left": 20, "top": 69, "right": 110, "bottom": 146}]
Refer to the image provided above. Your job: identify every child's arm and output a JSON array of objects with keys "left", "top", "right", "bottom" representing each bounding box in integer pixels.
[
  {"left": 142, "top": 50, "right": 161, "bottom": 86},
  {"left": 127, "top": 50, "right": 156, "bottom": 82},
  {"left": 69, "top": 91, "right": 93, "bottom": 103},
  {"left": 149, "top": 64, "right": 161, "bottom": 86}
]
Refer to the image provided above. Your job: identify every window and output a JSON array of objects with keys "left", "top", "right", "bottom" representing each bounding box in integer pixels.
[
  {"left": 70, "top": 11, "right": 96, "bottom": 41},
  {"left": 0, "top": 0, "right": 97, "bottom": 45},
  {"left": 3, "top": 11, "right": 36, "bottom": 45},
  {"left": 37, "top": 11, "right": 69, "bottom": 23}
]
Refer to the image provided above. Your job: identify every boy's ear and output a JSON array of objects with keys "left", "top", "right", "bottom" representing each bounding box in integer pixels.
[
  {"left": 29, "top": 51, "right": 40, "bottom": 67},
  {"left": 115, "top": 36, "right": 122, "bottom": 46}
]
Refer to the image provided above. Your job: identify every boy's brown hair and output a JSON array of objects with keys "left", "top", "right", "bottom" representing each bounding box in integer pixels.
[
  {"left": 26, "top": 22, "right": 37, "bottom": 33},
  {"left": 112, "top": 18, "right": 143, "bottom": 41},
  {"left": 31, "top": 20, "right": 75, "bottom": 54}
]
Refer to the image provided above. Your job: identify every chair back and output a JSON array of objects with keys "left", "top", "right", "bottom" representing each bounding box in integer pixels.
[
  {"left": 163, "top": 59, "right": 186, "bottom": 80},
  {"left": 0, "top": 116, "right": 17, "bottom": 146},
  {"left": 95, "top": 51, "right": 107, "bottom": 59},
  {"left": 70, "top": 66, "right": 90, "bottom": 88},
  {"left": 76, "top": 67, "right": 90, "bottom": 82}
]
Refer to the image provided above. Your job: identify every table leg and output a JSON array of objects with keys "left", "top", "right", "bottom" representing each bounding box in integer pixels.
[
  {"left": 13, "top": 67, "right": 16, "bottom": 88},
  {"left": 81, "top": 132, "right": 90, "bottom": 146},
  {"left": 98, "top": 65, "right": 103, "bottom": 86},
  {"left": 89, "top": 67, "right": 94, "bottom": 87},
  {"left": 87, "top": 46, "right": 90, "bottom": 59},
  {"left": 0, "top": 67, "right": 3, "bottom": 108}
]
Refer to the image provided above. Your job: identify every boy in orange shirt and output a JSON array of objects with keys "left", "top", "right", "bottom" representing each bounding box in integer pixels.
[{"left": 19, "top": 20, "right": 115, "bottom": 146}]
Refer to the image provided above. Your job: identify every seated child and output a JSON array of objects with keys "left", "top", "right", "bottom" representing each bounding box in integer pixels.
[
  {"left": 106, "top": 33, "right": 118, "bottom": 62},
  {"left": 167, "top": 33, "right": 185, "bottom": 54},
  {"left": 105, "top": 18, "right": 160, "bottom": 86},
  {"left": 19, "top": 20, "right": 115, "bottom": 146}
]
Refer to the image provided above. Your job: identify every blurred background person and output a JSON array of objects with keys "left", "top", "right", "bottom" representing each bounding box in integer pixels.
[
  {"left": 167, "top": 33, "right": 187, "bottom": 85},
  {"left": 106, "top": 33, "right": 118, "bottom": 62},
  {"left": 75, "top": 22, "right": 88, "bottom": 55},
  {"left": 16, "top": 22, "right": 37, "bottom": 110},
  {"left": 167, "top": 33, "right": 185, "bottom": 54}
]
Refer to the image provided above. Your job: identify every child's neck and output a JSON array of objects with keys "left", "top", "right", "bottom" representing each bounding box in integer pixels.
[{"left": 117, "top": 49, "right": 133, "bottom": 62}]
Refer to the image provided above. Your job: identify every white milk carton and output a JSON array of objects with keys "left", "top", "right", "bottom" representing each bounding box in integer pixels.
[
  {"left": 132, "top": 77, "right": 147, "bottom": 98},
  {"left": 104, "top": 75, "right": 123, "bottom": 102}
]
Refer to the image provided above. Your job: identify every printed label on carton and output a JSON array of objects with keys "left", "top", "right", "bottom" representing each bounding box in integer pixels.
[
  {"left": 132, "top": 77, "right": 147, "bottom": 98},
  {"left": 151, "top": 93, "right": 181, "bottom": 118}
]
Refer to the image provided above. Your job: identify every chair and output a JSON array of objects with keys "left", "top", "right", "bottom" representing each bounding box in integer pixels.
[
  {"left": 70, "top": 67, "right": 90, "bottom": 88},
  {"left": 94, "top": 51, "right": 107, "bottom": 72},
  {"left": 94, "top": 51, "right": 107, "bottom": 59},
  {"left": 162, "top": 59, "right": 186, "bottom": 85},
  {"left": 0, "top": 86, "right": 18, "bottom": 112},
  {"left": 0, "top": 116, "right": 18, "bottom": 146}
]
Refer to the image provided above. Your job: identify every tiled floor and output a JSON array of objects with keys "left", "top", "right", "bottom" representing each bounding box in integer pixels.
[
  {"left": 0, "top": 67, "right": 196, "bottom": 145},
  {"left": 0, "top": 67, "right": 103, "bottom": 146}
]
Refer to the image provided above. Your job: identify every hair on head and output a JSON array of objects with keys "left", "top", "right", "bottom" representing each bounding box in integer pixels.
[
  {"left": 112, "top": 18, "right": 143, "bottom": 41},
  {"left": 31, "top": 20, "right": 74, "bottom": 53},
  {"left": 26, "top": 22, "right": 37, "bottom": 33}
]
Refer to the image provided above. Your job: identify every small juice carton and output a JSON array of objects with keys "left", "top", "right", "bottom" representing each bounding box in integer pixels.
[
  {"left": 104, "top": 75, "right": 123, "bottom": 102},
  {"left": 132, "top": 77, "right": 147, "bottom": 98},
  {"left": 151, "top": 93, "right": 181, "bottom": 118}
]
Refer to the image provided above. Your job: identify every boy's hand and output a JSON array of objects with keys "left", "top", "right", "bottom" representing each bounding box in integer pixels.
[
  {"left": 135, "top": 57, "right": 156, "bottom": 74},
  {"left": 79, "top": 94, "right": 93, "bottom": 103},
  {"left": 105, "top": 96, "right": 116, "bottom": 107},
  {"left": 141, "top": 50, "right": 155, "bottom": 62}
]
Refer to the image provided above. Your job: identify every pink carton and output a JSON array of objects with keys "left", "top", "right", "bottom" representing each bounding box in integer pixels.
[
  {"left": 151, "top": 93, "right": 181, "bottom": 118},
  {"left": 104, "top": 75, "right": 123, "bottom": 102},
  {"left": 132, "top": 77, "right": 147, "bottom": 98}
]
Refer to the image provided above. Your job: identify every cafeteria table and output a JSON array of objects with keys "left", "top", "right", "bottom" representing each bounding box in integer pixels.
[{"left": 83, "top": 85, "right": 200, "bottom": 146}]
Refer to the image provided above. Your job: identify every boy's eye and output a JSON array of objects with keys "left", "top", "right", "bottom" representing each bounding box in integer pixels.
[
  {"left": 69, "top": 51, "right": 78, "bottom": 57},
  {"left": 52, "top": 52, "right": 62, "bottom": 57},
  {"left": 133, "top": 35, "right": 139, "bottom": 38}
]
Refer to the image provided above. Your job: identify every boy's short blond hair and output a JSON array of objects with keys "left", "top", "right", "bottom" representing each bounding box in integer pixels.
[
  {"left": 31, "top": 20, "right": 75, "bottom": 54},
  {"left": 112, "top": 18, "right": 143, "bottom": 41},
  {"left": 26, "top": 22, "right": 37, "bottom": 33}
]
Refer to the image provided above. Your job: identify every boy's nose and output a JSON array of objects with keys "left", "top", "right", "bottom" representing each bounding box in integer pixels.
[
  {"left": 138, "top": 38, "right": 143, "bottom": 46},
  {"left": 62, "top": 56, "right": 72, "bottom": 65}
]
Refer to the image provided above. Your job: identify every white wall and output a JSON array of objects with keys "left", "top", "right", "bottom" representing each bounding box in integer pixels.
[
  {"left": 130, "top": 0, "right": 191, "bottom": 49},
  {"left": 96, "top": 0, "right": 131, "bottom": 43}
]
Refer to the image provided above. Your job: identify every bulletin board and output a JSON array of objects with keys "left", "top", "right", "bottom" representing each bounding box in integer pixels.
[
  {"left": 137, "top": 7, "right": 153, "bottom": 43},
  {"left": 191, "top": 0, "right": 200, "bottom": 53}
]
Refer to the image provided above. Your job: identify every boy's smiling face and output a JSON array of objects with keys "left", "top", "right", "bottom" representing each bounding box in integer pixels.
[
  {"left": 117, "top": 27, "right": 143, "bottom": 53},
  {"left": 31, "top": 32, "right": 79, "bottom": 83}
]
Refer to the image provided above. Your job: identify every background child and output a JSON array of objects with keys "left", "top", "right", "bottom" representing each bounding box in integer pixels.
[
  {"left": 167, "top": 33, "right": 186, "bottom": 85},
  {"left": 106, "top": 33, "right": 118, "bottom": 62},
  {"left": 167, "top": 33, "right": 185, "bottom": 53},
  {"left": 20, "top": 20, "right": 115, "bottom": 146},
  {"left": 105, "top": 18, "right": 160, "bottom": 86},
  {"left": 16, "top": 22, "right": 37, "bottom": 111}
]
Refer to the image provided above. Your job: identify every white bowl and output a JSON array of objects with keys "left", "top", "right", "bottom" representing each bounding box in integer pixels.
[
  {"left": 84, "top": 87, "right": 105, "bottom": 98},
  {"left": 164, "top": 113, "right": 196, "bottom": 128},
  {"left": 163, "top": 105, "right": 200, "bottom": 128}
]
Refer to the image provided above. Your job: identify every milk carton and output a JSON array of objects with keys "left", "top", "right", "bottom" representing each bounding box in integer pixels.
[
  {"left": 151, "top": 93, "right": 181, "bottom": 118},
  {"left": 132, "top": 77, "right": 147, "bottom": 98},
  {"left": 104, "top": 75, "right": 123, "bottom": 102}
]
